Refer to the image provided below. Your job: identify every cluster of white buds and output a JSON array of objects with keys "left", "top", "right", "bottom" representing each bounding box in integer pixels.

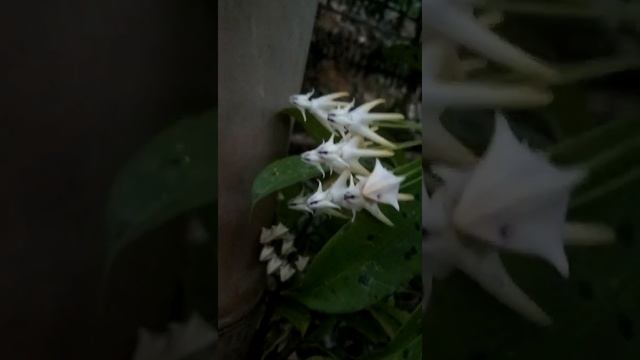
[
  {"left": 423, "top": 113, "right": 616, "bottom": 325},
  {"left": 259, "top": 223, "right": 309, "bottom": 282}
]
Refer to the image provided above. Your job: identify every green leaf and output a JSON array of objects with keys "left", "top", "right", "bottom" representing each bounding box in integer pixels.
[
  {"left": 542, "top": 86, "right": 595, "bottom": 140},
  {"left": 274, "top": 297, "right": 312, "bottom": 335},
  {"left": 288, "top": 180, "right": 421, "bottom": 313},
  {"left": 105, "top": 110, "right": 216, "bottom": 269},
  {"left": 251, "top": 156, "right": 322, "bottom": 206},
  {"left": 549, "top": 118, "right": 640, "bottom": 165},
  {"left": 281, "top": 107, "right": 332, "bottom": 143},
  {"left": 370, "top": 304, "right": 411, "bottom": 338},
  {"left": 344, "top": 312, "right": 390, "bottom": 344},
  {"left": 368, "top": 307, "right": 422, "bottom": 360}
]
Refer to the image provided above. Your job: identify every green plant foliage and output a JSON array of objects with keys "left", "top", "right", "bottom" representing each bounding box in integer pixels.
[
  {"left": 368, "top": 307, "right": 422, "bottom": 360},
  {"left": 251, "top": 155, "right": 322, "bottom": 206},
  {"left": 274, "top": 298, "right": 313, "bottom": 335},
  {"left": 104, "top": 110, "right": 217, "bottom": 269},
  {"left": 370, "top": 303, "right": 411, "bottom": 338},
  {"left": 288, "top": 179, "right": 421, "bottom": 313}
]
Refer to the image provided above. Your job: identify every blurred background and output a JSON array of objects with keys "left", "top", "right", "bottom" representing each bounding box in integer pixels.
[{"left": 0, "top": 1, "right": 216, "bottom": 359}]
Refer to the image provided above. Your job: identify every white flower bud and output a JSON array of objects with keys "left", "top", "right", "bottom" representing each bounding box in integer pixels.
[
  {"left": 279, "top": 263, "right": 296, "bottom": 282},
  {"left": 259, "top": 246, "right": 276, "bottom": 262},
  {"left": 260, "top": 223, "right": 289, "bottom": 244},
  {"left": 295, "top": 256, "right": 310, "bottom": 271}
]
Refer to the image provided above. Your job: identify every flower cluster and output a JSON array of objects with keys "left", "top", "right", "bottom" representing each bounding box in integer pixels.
[
  {"left": 290, "top": 90, "right": 404, "bottom": 148},
  {"left": 289, "top": 90, "right": 414, "bottom": 226},
  {"left": 259, "top": 223, "right": 309, "bottom": 282},
  {"left": 291, "top": 160, "right": 410, "bottom": 226}
]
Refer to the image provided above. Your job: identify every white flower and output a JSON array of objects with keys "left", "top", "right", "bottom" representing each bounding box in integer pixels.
[
  {"left": 289, "top": 90, "right": 350, "bottom": 132},
  {"left": 306, "top": 180, "right": 341, "bottom": 211},
  {"left": 288, "top": 191, "right": 312, "bottom": 213},
  {"left": 338, "top": 135, "right": 394, "bottom": 175},
  {"left": 133, "top": 313, "right": 217, "bottom": 360},
  {"left": 453, "top": 114, "right": 585, "bottom": 277},
  {"left": 279, "top": 263, "right": 296, "bottom": 282},
  {"left": 302, "top": 135, "right": 349, "bottom": 176},
  {"left": 259, "top": 246, "right": 276, "bottom": 262},
  {"left": 361, "top": 159, "right": 405, "bottom": 211},
  {"left": 295, "top": 256, "right": 310, "bottom": 271},
  {"left": 324, "top": 170, "right": 395, "bottom": 225},
  {"left": 423, "top": 113, "right": 616, "bottom": 325},
  {"left": 301, "top": 148, "right": 325, "bottom": 176},
  {"left": 260, "top": 223, "right": 290, "bottom": 244},
  {"left": 350, "top": 174, "right": 395, "bottom": 226},
  {"left": 423, "top": 172, "right": 553, "bottom": 326},
  {"left": 327, "top": 99, "right": 402, "bottom": 148},
  {"left": 301, "top": 135, "right": 394, "bottom": 176}
]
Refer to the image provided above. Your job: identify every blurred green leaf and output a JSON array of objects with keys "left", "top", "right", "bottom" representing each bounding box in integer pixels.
[
  {"left": 252, "top": 156, "right": 321, "bottom": 206},
  {"left": 105, "top": 110, "right": 216, "bottom": 269},
  {"left": 288, "top": 179, "right": 421, "bottom": 313}
]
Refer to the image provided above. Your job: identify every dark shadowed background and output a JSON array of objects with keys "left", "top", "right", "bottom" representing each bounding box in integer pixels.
[{"left": 0, "top": 1, "right": 216, "bottom": 359}]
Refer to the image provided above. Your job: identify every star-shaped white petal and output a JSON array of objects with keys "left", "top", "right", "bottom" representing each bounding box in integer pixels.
[
  {"left": 453, "top": 114, "right": 585, "bottom": 277},
  {"left": 260, "top": 223, "right": 290, "bottom": 244},
  {"left": 362, "top": 159, "right": 405, "bottom": 210}
]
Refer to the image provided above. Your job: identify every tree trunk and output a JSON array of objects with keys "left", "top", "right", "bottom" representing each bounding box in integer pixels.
[{"left": 217, "top": 0, "right": 318, "bottom": 358}]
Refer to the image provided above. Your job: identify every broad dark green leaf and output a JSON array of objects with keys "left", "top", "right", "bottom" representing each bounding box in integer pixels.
[
  {"left": 288, "top": 180, "right": 421, "bottom": 313},
  {"left": 344, "top": 312, "right": 390, "bottom": 344},
  {"left": 105, "top": 110, "right": 216, "bottom": 268},
  {"left": 251, "top": 156, "right": 322, "bottom": 206},
  {"left": 370, "top": 303, "right": 411, "bottom": 338},
  {"left": 368, "top": 307, "right": 422, "bottom": 360}
]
